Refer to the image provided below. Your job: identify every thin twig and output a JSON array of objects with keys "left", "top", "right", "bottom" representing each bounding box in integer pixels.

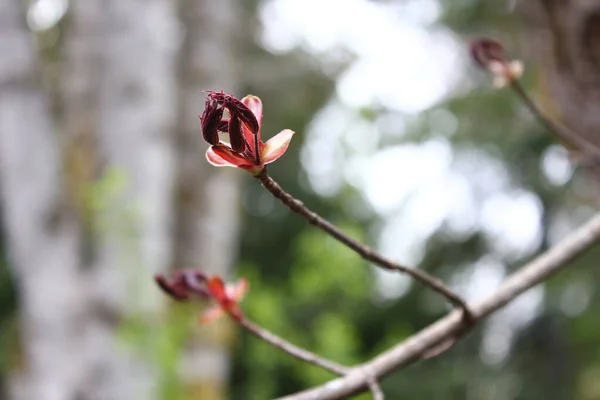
[
  {"left": 367, "top": 376, "right": 384, "bottom": 400},
  {"left": 510, "top": 80, "right": 600, "bottom": 164},
  {"left": 277, "top": 212, "right": 600, "bottom": 400},
  {"left": 256, "top": 169, "right": 471, "bottom": 318},
  {"left": 239, "top": 318, "right": 350, "bottom": 376}
]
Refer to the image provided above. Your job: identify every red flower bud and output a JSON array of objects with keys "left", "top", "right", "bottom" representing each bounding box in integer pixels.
[
  {"left": 202, "top": 92, "right": 295, "bottom": 175},
  {"left": 154, "top": 269, "right": 248, "bottom": 325}
]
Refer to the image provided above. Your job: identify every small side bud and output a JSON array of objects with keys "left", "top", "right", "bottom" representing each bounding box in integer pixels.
[
  {"left": 470, "top": 38, "right": 523, "bottom": 87},
  {"left": 470, "top": 38, "right": 506, "bottom": 69},
  {"left": 492, "top": 60, "right": 524, "bottom": 88}
]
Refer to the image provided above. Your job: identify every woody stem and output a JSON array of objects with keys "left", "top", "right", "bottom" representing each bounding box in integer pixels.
[
  {"left": 239, "top": 318, "right": 350, "bottom": 376},
  {"left": 256, "top": 169, "right": 472, "bottom": 319}
]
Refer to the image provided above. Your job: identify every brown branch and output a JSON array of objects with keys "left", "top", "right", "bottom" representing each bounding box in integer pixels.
[
  {"left": 256, "top": 169, "right": 471, "bottom": 317},
  {"left": 276, "top": 212, "right": 600, "bottom": 400},
  {"left": 510, "top": 80, "right": 600, "bottom": 164},
  {"left": 239, "top": 318, "right": 350, "bottom": 376}
]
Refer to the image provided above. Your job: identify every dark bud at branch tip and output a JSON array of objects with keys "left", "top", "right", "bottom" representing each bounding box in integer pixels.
[
  {"left": 228, "top": 115, "right": 246, "bottom": 153},
  {"left": 470, "top": 38, "right": 506, "bottom": 69}
]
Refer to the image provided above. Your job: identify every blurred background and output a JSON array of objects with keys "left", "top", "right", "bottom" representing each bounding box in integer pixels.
[{"left": 2, "top": 0, "right": 600, "bottom": 399}]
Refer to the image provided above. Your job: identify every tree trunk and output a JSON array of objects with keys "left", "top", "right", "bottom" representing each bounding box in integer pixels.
[
  {"left": 2, "top": 0, "right": 244, "bottom": 398},
  {"left": 172, "top": 1, "right": 243, "bottom": 398},
  {"left": 61, "top": 0, "right": 179, "bottom": 398},
  {"left": 0, "top": 1, "right": 85, "bottom": 399}
]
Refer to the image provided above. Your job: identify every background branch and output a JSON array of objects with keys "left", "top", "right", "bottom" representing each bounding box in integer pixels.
[
  {"left": 276, "top": 212, "right": 600, "bottom": 400},
  {"left": 510, "top": 80, "right": 600, "bottom": 164}
]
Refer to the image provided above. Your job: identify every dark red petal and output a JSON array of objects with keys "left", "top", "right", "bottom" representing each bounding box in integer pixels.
[
  {"left": 228, "top": 115, "right": 246, "bottom": 153},
  {"left": 233, "top": 102, "right": 260, "bottom": 136},
  {"left": 200, "top": 103, "right": 223, "bottom": 146},
  {"left": 154, "top": 275, "right": 189, "bottom": 301},
  {"left": 199, "top": 96, "right": 214, "bottom": 120}
]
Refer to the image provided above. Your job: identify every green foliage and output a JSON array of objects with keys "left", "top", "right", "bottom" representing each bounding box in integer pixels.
[
  {"left": 234, "top": 226, "right": 372, "bottom": 398},
  {"left": 83, "top": 169, "right": 196, "bottom": 400},
  {"left": 0, "top": 251, "right": 18, "bottom": 379}
]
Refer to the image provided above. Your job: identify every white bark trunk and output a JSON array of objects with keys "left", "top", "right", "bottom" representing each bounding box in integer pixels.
[
  {"left": 0, "top": 1, "right": 85, "bottom": 399},
  {"left": 61, "top": 0, "right": 179, "bottom": 398},
  {"left": 173, "top": 0, "right": 242, "bottom": 397},
  {"left": 2, "top": 0, "right": 242, "bottom": 397}
]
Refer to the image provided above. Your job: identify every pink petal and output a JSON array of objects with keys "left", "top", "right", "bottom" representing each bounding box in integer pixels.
[
  {"left": 241, "top": 95, "right": 263, "bottom": 127},
  {"left": 241, "top": 123, "right": 260, "bottom": 162},
  {"left": 206, "top": 145, "right": 254, "bottom": 168},
  {"left": 200, "top": 306, "right": 225, "bottom": 325},
  {"left": 260, "top": 129, "right": 295, "bottom": 165},
  {"left": 241, "top": 95, "right": 263, "bottom": 155},
  {"left": 227, "top": 278, "right": 249, "bottom": 302}
]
